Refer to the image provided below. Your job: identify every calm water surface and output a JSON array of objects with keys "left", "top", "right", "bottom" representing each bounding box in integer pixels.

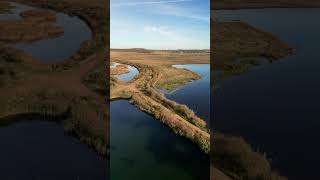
[
  {"left": 166, "top": 64, "right": 210, "bottom": 123},
  {"left": 111, "top": 100, "right": 209, "bottom": 180},
  {"left": 0, "top": 2, "right": 91, "bottom": 63},
  {"left": 0, "top": 120, "right": 107, "bottom": 179},
  {"left": 111, "top": 62, "right": 139, "bottom": 81},
  {"left": 214, "top": 9, "right": 320, "bottom": 179}
]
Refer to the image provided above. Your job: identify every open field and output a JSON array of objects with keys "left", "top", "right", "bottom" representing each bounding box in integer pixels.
[
  {"left": 214, "top": 0, "right": 320, "bottom": 9},
  {"left": 111, "top": 49, "right": 209, "bottom": 66},
  {"left": 110, "top": 50, "right": 210, "bottom": 153},
  {"left": 0, "top": 0, "right": 109, "bottom": 156}
]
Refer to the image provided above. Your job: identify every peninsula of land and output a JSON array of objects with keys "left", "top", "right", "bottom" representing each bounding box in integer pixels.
[{"left": 110, "top": 49, "right": 210, "bottom": 153}]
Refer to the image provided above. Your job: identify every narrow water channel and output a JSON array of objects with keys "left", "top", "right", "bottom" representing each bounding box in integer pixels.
[
  {"left": 111, "top": 62, "right": 139, "bottom": 81},
  {"left": 111, "top": 100, "right": 209, "bottom": 180},
  {"left": 0, "top": 2, "right": 92, "bottom": 63},
  {"left": 0, "top": 120, "right": 107, "bottom": 179},
  {"left": 214, "top": 8, "right": 320, "bottom": 179}
]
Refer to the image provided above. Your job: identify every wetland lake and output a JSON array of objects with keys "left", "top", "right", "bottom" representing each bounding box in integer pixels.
[
  {"left": 111, "top": 62, "right": 139, "bottom": 81},
  {"left": 0, "top": 2, "right": 91, "bottom": 63},
  {"left": 0, "top": 2, "right": 106, "bottom": 179},
  {"left": 167, "top": 64, "right": 210, "bottom": 123},
  {"left": 0, "top": 120, "right": 107, "bottom": 179},
  {"left": 110, "top": 64, "right": 210, "bottom": 179},
  {"left": 214, "top": 8, "right": 320, "bottom": 179}
]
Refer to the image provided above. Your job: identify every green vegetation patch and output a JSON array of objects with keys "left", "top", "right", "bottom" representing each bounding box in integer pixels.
[{"left": 156, "top": 66, "right": 201, "bottom": 92}]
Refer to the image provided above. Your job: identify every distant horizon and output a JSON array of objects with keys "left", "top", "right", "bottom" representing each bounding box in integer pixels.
[
  {"left": 111, "top": 0, "right": 210, "bottom": 49},
  {"left": 110, "top": 47, "right": 210, "bottom": 50}
]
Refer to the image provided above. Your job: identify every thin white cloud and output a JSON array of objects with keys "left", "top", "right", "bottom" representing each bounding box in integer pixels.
[
  {"left": 112, "top": 0, "right": 192, "bottom": 7},
  {"left": 157, "top": 4, "right": 209, "bottom": 21},
  {"left": 143, "top": 25, "right": 173, "bottom": 36}
]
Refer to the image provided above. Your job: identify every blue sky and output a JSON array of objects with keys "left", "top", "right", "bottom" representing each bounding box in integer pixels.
[{"left": 111, "top": 0, "right": 210, "bottom": 49}]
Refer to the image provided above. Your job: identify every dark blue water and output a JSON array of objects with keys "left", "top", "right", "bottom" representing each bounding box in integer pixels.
[
  {"left": 0, "top": 120, "right": 107, "bottom": 180},
  {"left": 0, "top": 2, "right": 91, "bottom": 63},
  {"left": 166, "top": 64, "right": 210, "bottom": 123},
  {"left": 110, "top": 100, "right": 209, "bottom": 180},
  {"left": 214, "top": 9, "right": 320, "bottom": 179}
]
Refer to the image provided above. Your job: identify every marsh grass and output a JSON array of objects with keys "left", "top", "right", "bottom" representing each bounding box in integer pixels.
[
  {"left": 143, "top": 87, "right": 207, "bottom": 130},
  {"left": 131, "top": 92, "right": 210, "bottom": 153},
  {"left": 0, "top": 1, "right": 15, "bottom": 13},
  {"left": 212, "top": 133, "right": 287, "bottom": 180}
]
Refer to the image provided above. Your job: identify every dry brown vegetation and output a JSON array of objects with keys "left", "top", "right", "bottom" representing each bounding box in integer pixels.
[
  {"left": 211, "top": 133, "right": 287, "bottom": 180},
  {"left": 110, "top": 50, "right": 210, "bottom": 153},
  {"left": 0, "top": 9, "right": 64, "bottom": 42},
  {"left": 0, "top": 46, "right": 108, "bottom": 156},
  {"left": 0, "top": 2, "right": 15, "bottom": 13},
  {"left": 111, "top": 50, "right": 209, "bottom": 66},
  {"left": 212, "top": 19, "right": 292, "bottom": 80},
  {"left": 110, "top": 64, "right": 129, "bottom": 75},
  {"left": 3, "top": 0, "right": 108, "bottom": 67},
  {"left": 0, "top": 0, "right": 109, "bottom": 156},
  {"left": 0, "top": 1, "right": 15, "bottom": 13}
]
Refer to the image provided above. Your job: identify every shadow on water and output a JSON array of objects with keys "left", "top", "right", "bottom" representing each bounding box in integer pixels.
[
  {"left": 215, "top": 8, "right": 320, "bottom": 179},
  {"left": 111, "top": 100, "right": 209, "bottom": 180},
  {"left": 0, "top": 118, "right": 107, "bottom": 179}
]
